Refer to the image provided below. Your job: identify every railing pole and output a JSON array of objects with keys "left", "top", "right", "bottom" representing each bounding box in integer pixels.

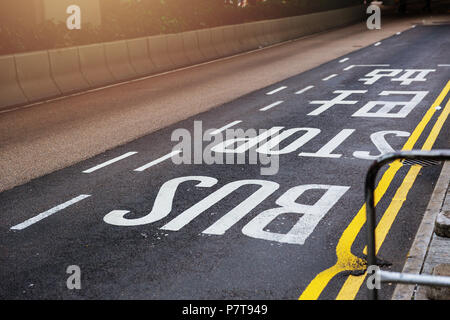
[{"left": 364, "top": 150, "right": 450, "bottom": 300}]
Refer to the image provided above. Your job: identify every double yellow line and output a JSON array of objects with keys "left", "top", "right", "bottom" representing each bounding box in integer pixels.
[{"left": 299, "top": 81, "right": 450, "bottom": 300}]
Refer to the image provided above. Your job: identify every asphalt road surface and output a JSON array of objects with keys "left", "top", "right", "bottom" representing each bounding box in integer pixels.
[{"left": 1, "top": 24, "right": 449, "bottom": 300}]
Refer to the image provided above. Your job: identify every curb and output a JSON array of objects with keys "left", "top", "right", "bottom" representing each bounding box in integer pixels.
[{"left": 392, "top": 161, "right": 450, "bottom": 300}]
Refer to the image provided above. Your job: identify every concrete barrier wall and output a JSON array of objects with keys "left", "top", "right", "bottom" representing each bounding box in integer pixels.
[
  {"left": 49, "top": 47, "right": 90, "bottom": 94},
  {"left": 104, "top": 41, "right": 137, "bottom": 81},
  {"left": 181, "top": 31, "right": 205, "bottom": 65},
  {"left": 166, "top": 34, "right": 191, "bottom": 69},
  {"left": 14, "top": 51, "right": 61, "bottom": 101},
  {"left": 0, "top": 55, "right": 29, "bottom": 109},
  {"left": 147, "top": 35, "right": 173, "bottom": 73},
  {"left": 196, "top": 29, "right": 221, "bottom": 61},
  {"left": 127, "top": 37, "right": 156, "bottom": 76},
  {"left": 0, "top": 5, "right": 364, "bottom": 110},
  {"left": 78, "top": 44, "right": 115, "bottom": 88}
]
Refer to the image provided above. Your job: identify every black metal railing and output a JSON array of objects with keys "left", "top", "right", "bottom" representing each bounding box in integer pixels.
[{"left": 364, "top": 149, "right": 450, "bottom": 300}]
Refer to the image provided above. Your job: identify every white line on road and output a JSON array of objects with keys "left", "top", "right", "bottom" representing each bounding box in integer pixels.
[
  {"left": 344, "top": 64, "right": 390, "bottom": 71},
  {"left": 209, "top": 121, "right": 242, "bottom": 135},
  {"left": 295, "top": 85, "right": 314, "bottom": 94},
  {"left": 322, "top": 74, "right": 338, "bottom": 81},
  {"left": 83, "top": 152, "right": 138, "bottom": 173},
  {"left": 259, "top": 100, "right": 284, "bottom": 111},
  {"left": 374, "top": 42, "right": 381, "bottom": 46},
  {"left": 438, "top": 64, "right": 450, "bottom": 67},
  {"left": 134, "top": 150, "right": 181, "bottom": 172},
  {"left": 266, "top": 86, "right": 287, "bottom": 95},
  {"left": 339, "top": 58, "right": 349, "bottom": 63},
  {"left": 10, "top": 195, "right": 91, "bottom": 230},
  {"left": 396, "top": 32, "right": 402, "bottom": 35}
]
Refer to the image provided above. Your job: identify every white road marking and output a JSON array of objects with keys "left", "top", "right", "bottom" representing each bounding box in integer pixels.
[
  {"left": 412, "top": 25, "right": 416, "bottom": 28},
  {"left": 322, "top": 74, "right": 338, "bottom": 81},
  {"left": 339, "top": 58, "right": 349, "bottom": 63},
  {"left": 209, "top": 121, "right": 242, "bottom": 135},
  {"left": 374, "top": 42, "right": 381, "bottom": 46},
  {"left": 438, "top": 64, "right": 450, "bottom": 67},
  {"left": 10, "top": 195, "right": 91, "bottom": 230},
  {"left": 396, "top": 32, "right": 402, "bottom": 35},
  {"left": 134, "top": 150, "right": 181, "bottom": 172},
  {"left": 266, "top": 86, "right": 287, "bottom": 95},
  {"left": 295, "top": 85, "right": 314, "bottom": 94},
  {"left": 260, "top": 101, "right": 284, "bottom": 111},
  {"left": 83, "top": 152, "right": 138, "bottom": 173},
  {"left": 299, "top": 129, "right": 355, "bottom": 158},
  {"left": 344, "top": 64, "right": 390, "bottom": 71}
]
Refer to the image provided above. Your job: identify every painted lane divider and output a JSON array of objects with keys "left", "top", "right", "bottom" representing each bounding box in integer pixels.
[
  {"left": 374, "top": 42, "right": 381, "bottom": 47},
  {"left": 339, "top": 58, "right": 349, "bottom": 63},
  {"left": 295, "top": 86, "right": 314, "bottom": 95},
  {"left": 209, "top": 121, "right": 242, "bottom": 135},
  {"left": 134, "top": 150, "right": 182, "bottom": 172},
  {"left": 83, "top": 152, "right": 138, "bottom": 173},
  {"left": 322, "top": 74, "right": 338, "bottom": 81},
  {"left": 259, "top": 101, "right": 284, "bottom": 111},
  {"left": 266, "top": 86, "right": 287, "bottom": 95},
  {"left": 344, "top": 64, "right": 390, "bottom": 71},
  {"left": 10, "top": 195, "right": 91, "bottom": 230}
]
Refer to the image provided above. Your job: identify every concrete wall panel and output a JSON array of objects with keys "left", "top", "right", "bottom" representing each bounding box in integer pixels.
[
  {"left": 15, "top": 51, "right": 61, "bottom": 101},
  {"left": 49, "top": 47, "right": 90, "bottom": 94},
  {"left": 0, "top": 55, "right": 28, "bottom": 109},
  {"left": 78, "top": 44, "right": 115, "bottom": 88}
]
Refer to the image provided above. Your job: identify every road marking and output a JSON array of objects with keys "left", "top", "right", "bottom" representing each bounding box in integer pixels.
[
  {"left": 438, "top": 64, "right": 450, "bottom": 67},
  {"left": 336, "top": 90, "right": 450, "bottom": 300},
  {"left": 322, "top": 74, "right": 338, "bottom": 81},
  {"left": 83, "top": 152, "right": 138, "bottom": 173},
  {"left": 266, "top": 86, "right": 287, "bottom": 95},
  {"left": 396, "top": 32, "right": 401, "bottom": 35},
  {"left": 374, "top": 42, "right": 381, "bottom": 47},
  {"left": 209, "top": 121, "right": 242, "bottom": 135},
  {"left": 260, "top": 101, "right": 284, "bottom": 111},
  {"left": 10, "top": 195, "right": 91, "bottom": 230},
  {"left": 134, "top": 150, "right": 182, "bottom": 172},
  {"left": 299, "top": 80, "right": 450, "bottom": 300},
  {"left": 412, "top": 25, "right": 416, "bottom": 28},
  {"left": 295, "top": 86, "right": 314, "bottom": 94},
  {"left": 344, "top": 64, "right": 390, "bottom": 71},
  {"left": 339, "top": 58, "right": 349, "bottom": 63}
]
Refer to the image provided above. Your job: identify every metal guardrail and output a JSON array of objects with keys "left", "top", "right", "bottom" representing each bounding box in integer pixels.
[{"left": 364, "top": 150, "right": 450, "bottom": 300}]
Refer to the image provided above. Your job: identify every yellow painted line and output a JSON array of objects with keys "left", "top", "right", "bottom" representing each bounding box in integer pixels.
[
  {"left": 335, "top": 95, "right": 450, "bottom": 300},
  {"left": 299, "top": 81, "right": 450, "bottom": 300}
]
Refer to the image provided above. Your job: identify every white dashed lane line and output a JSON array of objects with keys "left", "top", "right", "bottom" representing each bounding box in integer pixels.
[
  {"left": 266, "top": 86, "right": 287, "bottom": 95},
  {"left": 260, "top": 101, "right": 284, "bottom": 111},
  {"left": 322, "top": 74, "right": 338, "bottom": 81},
  {"left": 339, "top": 58, "right": 349, "bottom": 63},
  {"left": 83, "top": 152, "right": 138, "bottom": 173},
  {"left": 134, "top": 150, "right": 182, "bottom": 172},
  {"left": 10, "top": 195, "right": 92, "bottom": 230},
  {"left": 295, "top": 85, "right": 314, "bottom": 94},
  {"left": 374, "top": 42, "right": 381, "bottom": 46}
]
